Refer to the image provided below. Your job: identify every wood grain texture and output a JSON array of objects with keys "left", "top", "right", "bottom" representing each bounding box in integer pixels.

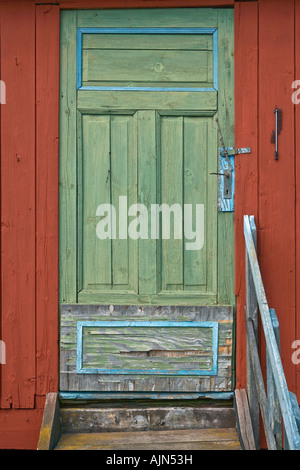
[
  {"left": 234, "top": 1, "right": 258, "bottom": 390},
  {"left": 36, "top": 4, "right": 60, "bottom": 397},
  {"left": 234, "top": 389, "right": 256, "bottom": 450},
  {"left": 60, "top": 305, "right": 233, "bottom": 392},
  {"left": 54, "top": 428, "right": 241, "bottom": 450},
  {"left": 215, "top": 8, "right": 234, "bottom": 306},
  {"left": 0, "top": 1, "right": 36, "bottom": 409},
  {"left": 37, "top": 393, "right": 62, "bottom": 450},
  {"left": 0, "top": 409, "right": 44, "bottom": 449},
  {"left": 258, "top": 0, "right": 296, "bottom": 395}
]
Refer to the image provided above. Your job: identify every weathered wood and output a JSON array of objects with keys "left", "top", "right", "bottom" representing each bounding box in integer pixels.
[
  {"left": 244, "top": 215, "right": 300, "bottom": 450},
  {"left": 245, "top": 215, "right": 259, "bottom": 449},
  {"left": 234, "top": 389, "right": 256, "bottom": 450},
  {"left": 54, "top": 428, "right": 241, "bottom": 450},
  {"left": 60, "top": 405, "right": 236, "bottom": 433},
  {"left": 259, "top": 0, "right": 296, "bottom": 400},
  {"left": 36, "top": 3, "right": 60, "bottom": 397},
  {"left": 245, "top": 312, "right": 277, "bottom": 450},
  {"left": 59, "top": 10, "right": 78, "bottom": 304},
  {"left": 37, "top": 393, "right": 62, "bottom": 450},
  {"left": 267, "top": 308, "right": 282, "bottom": 449},
  {"left": 60, "top": 304, "right": 233, "bottom": 393}
]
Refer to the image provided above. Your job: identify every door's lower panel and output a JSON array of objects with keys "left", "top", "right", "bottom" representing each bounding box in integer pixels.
[{"left": 60, "top": 305, "right": 233, "bottom": 393}]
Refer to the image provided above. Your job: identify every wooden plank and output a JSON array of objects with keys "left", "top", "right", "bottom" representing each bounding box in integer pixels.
[
  {"left": 234, "top": 389, "right": 256, "bottom": 450},
  {"left": 245, "top": 311, "right": 277, "bottom": 450},
  {"left": 77, "top": 90, "right": 217, "bottom": 112},
  {"left": 82, "top": 32, "right": 213, "bottom": 50},
  {"left": 0, "top": 1, "right": 36, "bottom": 409},
  {"left": 216, "top": 8, "right": 234, "bottom": 305},
  {"left": 258, "top": 0, "right": 296, "bottom": 396},
  {"left": 54, "top": 428, "right": 241, "bottom": 450},
  {"left": 82, "top": 115, "right": 111, "bottom": 288},
  {"left": 59, "top": 10, "right": 78, "bottom": 303},
  {"left": 245, "top": 216, "right": 259, "bottom": 449},
  {"left": 234, "top": 0, "right": 258, "bottom": 391},
  {"left": 37, "top": 393, "right": 62, "bottom": 450},
  {"left": 77, "top": 7, "right": 219, "bottom": 28},
  {"left": 36, "top": 4, "right": 60, "bottom": 397},
  {"left": 267, "top": 308, "right": 282, "bottom": 449},
  {"left": 60, "top": 0, "right": 234, "bottom": 8},
  {"left": 137, "top": 110, "right": 157, "bottom": 300},
  {"left": 82, "top": 49, "right": 213, "bottom": 84},
  {"left": 160, "top": 115, "right": 184, "bottom": 291}
]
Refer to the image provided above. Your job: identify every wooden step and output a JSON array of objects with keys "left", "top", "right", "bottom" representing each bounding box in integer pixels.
[
  {"left": 54, "top": 428, "right": 242, "bottom": 451},
  {"left": 37, "top": 392, "right": 250, "bottom": 450}
]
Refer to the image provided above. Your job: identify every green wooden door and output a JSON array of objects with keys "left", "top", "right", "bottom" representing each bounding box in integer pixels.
[{"left": 59, "top": 8, "right": 235, "bottom": 396}]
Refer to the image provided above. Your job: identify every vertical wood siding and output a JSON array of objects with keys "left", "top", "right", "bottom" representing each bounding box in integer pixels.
[
  {"left": 234, "top": 1, "right": 259, "bottom": 390},
  {"left": 36, "top": 5, "right": 60, "bottom": 397},
  {"left": 258, "top": 0, "right": 296, "bottom": 394},
  {"left": 0, "top": 1, "right": 36, "bottom": 410}
]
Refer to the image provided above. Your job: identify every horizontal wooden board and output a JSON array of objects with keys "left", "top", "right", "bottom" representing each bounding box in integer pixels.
[
  {"left": 82, "top": 33, "right": 213, "bottom": 50},
  {"left": 54, "top": 428, "right": 241, "bottom": 450},
  {"left": 77, "top": 90, "right": 217, "bottom": 112},
  {"left": 82, "top": 49, "right": 213, "bottom": 85},
  {"left": 77, "top": 8, "right": 218, "bottom": 29},
  {"left": 60, "top": 405, "right": 237, "bottom": 433}
]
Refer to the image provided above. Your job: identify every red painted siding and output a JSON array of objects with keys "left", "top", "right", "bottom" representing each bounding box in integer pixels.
[
  {"left": 234, "top": 0, "right": 259, "bottom": 390},
  {"left": 0, "top": 0, "right": 299, "bottom": 449}
]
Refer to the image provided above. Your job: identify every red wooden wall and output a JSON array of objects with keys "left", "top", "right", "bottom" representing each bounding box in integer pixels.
[{"left": 0, "top": 0, "right": 299, "bottom": 449}]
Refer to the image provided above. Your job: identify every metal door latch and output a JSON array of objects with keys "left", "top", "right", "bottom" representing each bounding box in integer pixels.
[{"left": 211, "top": 118, "right": 251, "bottom": 212}]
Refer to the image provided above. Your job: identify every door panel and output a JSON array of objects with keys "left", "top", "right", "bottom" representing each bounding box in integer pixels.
[{"left": 59, "top": 8, "right": 234, "bottom": 395}]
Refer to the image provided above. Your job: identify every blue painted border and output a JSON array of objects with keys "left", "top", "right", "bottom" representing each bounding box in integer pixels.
[
  {"left": 76, "top": 320, "right": 219, "bottom": 376},
  {"left": 60, "top": 391, "right": 234, "bottom": 400},
  {"left": 76, "top": 27, "right": 218, "bottom": 92}
]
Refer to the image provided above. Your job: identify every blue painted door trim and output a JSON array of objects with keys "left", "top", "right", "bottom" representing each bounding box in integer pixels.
[{"left": 76, "top": 27, "right": 218, "bottom": 92}]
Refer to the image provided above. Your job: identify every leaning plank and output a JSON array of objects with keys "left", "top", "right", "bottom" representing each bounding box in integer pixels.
[
  {"left": 234, "top": 389, "right": 256, "bottom": 450},
  {"left": 37, "top": 393, "right": 62, "bottom": 450}
]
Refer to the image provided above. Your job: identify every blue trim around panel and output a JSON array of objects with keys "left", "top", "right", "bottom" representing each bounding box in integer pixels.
[
  {"left": 59, "top": 391, "right": 234, "bottom": 400},
  {"left": 76, "top": 27, "right": 218, "bottom": 92},
  {"left": 76, "top": 320, "right": 219, "bottom": 376}
]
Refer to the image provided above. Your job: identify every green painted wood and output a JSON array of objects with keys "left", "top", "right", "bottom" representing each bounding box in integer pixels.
[
  {"left": 59, "top": 10, "right": 78, "bottom": 303},
  {"left": 82, "top": 33, "right": 213, "bottom": 51},
  {"left": 77, "top": 90, "right": 217, "bottom": 113},
  {"left": 82, "top": 49, "right": 213, "bottom": 86},
  {"left": 81, "top": 325, "right": 214, "bottom": 372},
  {"left": 216, "top": 9, "right": 235, "bottom": 306},
  {"left": 59, "top": 8, "right": 235, "bottom": 393}
]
